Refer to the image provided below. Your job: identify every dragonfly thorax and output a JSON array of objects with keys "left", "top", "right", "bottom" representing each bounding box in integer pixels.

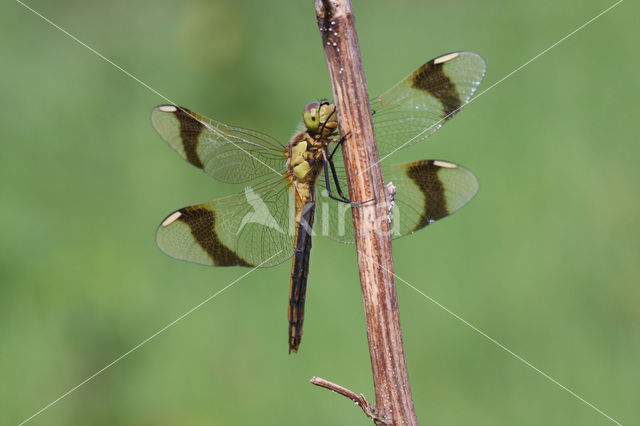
[{"left": 288, "top": 136, "right": 325, "bottom": 183}]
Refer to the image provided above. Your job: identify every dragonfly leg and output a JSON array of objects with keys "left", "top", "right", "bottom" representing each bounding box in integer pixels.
[
  {"left": 322, "top": 150, "right": 351, "bottom": 204},
  {"left": 326, "top": 139, "right": 377, "bottom": 207},
  {"left": 328, "top": 132, "right": 349, "bottom": 161},
  {"left": 327, "top": 135, "right": 360, "bottom": 203},
  {"left": 325, "top": 146, "right": 352, "bottom": 201},
  {"left": 322, "top": 146, "right": 353, "bottom": 204}
]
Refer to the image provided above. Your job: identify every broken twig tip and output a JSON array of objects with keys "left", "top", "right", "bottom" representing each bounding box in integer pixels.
[{"left": 310, "top": 376, "right": 388, "bottom": 424}]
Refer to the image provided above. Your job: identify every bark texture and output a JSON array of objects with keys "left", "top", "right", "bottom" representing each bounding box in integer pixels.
[{"left": 314, "top": 1, "right": 418, "bottom": 424}]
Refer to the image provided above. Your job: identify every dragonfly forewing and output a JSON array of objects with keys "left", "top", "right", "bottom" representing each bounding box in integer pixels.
[
  {"left": 152, "top": 105, "right": 287, "bottom": 183},
  {"left": 371, "top": 51, "right": 486, "bottom": 158}
]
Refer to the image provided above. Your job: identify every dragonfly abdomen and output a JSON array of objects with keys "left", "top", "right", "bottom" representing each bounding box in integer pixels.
[{"left": 288, "top": 199, "right": 316, "bottom": 353}]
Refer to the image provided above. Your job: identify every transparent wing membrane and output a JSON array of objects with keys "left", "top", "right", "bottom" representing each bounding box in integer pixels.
[
  {"left": 152, "top": 105, "right": 287, "bottom": 183},
  {"left": 157, "top": 175, "right": 295, "bottom": 268},
  {"left": 371, "top": 52, "right": 486, "bottom": 158},
  {"left": 316, "top": 160, "right": 478, "bottom": 243},
  {"left": 384, "top": 160, "right": 478, "bottom": 236}
]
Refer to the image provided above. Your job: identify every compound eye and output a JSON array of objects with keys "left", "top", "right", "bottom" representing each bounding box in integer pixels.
[
  {"left": 303, "top": 102, "right": 321, "bottom": 132},
  {"left": 317, "top": 102, "right": 336, "bottom": 122}
]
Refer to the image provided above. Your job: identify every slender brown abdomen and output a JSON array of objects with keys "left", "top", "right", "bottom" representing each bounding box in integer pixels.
[{"left": 288, "top": 186, "right": 316, "bottom": 353}]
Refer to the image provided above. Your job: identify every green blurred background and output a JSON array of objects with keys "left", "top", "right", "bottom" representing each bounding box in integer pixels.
[{"left": 2, "top": 0, "right": 638, "bottom": 424}]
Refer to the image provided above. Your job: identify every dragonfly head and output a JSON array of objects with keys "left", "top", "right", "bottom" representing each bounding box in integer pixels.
[{"left": 303, "top": 101, "right": 338, "bottom": 136}]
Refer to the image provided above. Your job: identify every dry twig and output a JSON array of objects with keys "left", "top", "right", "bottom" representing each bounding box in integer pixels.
[
  {"left": 310, "top": 377, "right": 388, "bottom": 425},
  {"left": 313, "top": 0, "right": 418, "bottom": 424}
]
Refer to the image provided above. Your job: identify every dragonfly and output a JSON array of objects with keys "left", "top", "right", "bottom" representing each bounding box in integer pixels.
[{"left": 152, "top": 51, "right": 485, "bottom": 353}]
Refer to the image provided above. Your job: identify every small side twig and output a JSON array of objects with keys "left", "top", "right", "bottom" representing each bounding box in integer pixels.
[{"left": 310, "top": 377, "right": 388, "bottom": 425}]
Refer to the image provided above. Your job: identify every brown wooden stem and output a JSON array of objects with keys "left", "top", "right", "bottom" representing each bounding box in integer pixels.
[{"left": 314, "top": 0, "right": 418, "bottom": 424}]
